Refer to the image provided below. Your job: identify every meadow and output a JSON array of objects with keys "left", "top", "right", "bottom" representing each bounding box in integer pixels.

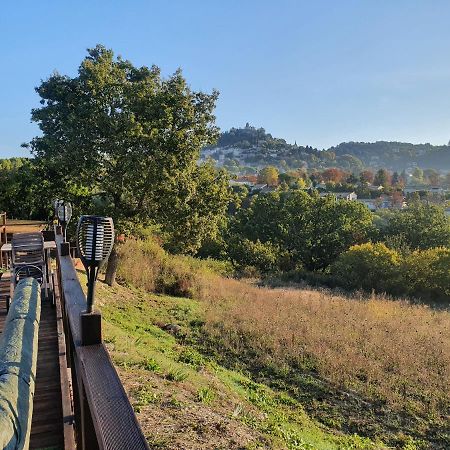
[{"left": 108, "top": 237, "right": 450, "bottom": 449}]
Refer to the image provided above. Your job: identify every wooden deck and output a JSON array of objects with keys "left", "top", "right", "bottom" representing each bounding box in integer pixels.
[
  {"left": 0, "top": 273, "right": 67, "bottom": 449},
  {"left": 0, "top": 228, "right": 147, "bottom": 449}
]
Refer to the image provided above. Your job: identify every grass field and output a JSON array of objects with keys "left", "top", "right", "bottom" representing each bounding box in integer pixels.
[
  {"left": 94, "top": 276, "right": 384, "bottom": 449},
  {"left": 93, "top": 237, "right": 450, "bottom": 449}
]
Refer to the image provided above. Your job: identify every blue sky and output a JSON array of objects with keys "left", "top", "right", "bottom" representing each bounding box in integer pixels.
[{"left": 1, "top": 0, "right": 450, "bottom": 157}]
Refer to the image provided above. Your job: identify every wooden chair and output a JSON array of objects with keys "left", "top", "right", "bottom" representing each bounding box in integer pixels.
[{"left": 9, "top": 232, "right": 49, "bottom": 308}]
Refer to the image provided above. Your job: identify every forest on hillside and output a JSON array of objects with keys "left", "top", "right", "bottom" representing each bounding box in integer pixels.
[{"left": 203, "top": 124, "right": 450, "bottom": 172}]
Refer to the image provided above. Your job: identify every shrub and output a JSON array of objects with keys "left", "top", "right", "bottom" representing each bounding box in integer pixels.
[
  {"left": 403, "top": 247, "right": 450, "bottom": 303},
  {"left": 228, "top": 238, "right": 281, "bottom": 273},
  {"left": 332, "top": 242, "right": 401, "bottom": 293}
]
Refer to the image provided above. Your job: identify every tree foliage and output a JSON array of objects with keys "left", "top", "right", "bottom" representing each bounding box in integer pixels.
[
  {"left": 383, "top": 203, "right": 450, "bottom": 250},
  {"left": 332, "top": 242, "right": 401, "bottom": 293},
  {"left": 28, "top": 45, "right": 231, "bottom": 253},
  {"left": 257, "top": 166, "right": 279, "bottom": 186},
  {"left": 229, "top": 190, "right": 374, "bottom": 271}
]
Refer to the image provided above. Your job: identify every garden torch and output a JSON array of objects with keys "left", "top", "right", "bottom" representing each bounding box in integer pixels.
[
  {"left": 56, "top": 200, "right": 73, "bottom": 242},
  {"left": 76, "top": 215, "right": 114, "bottom": 313}
]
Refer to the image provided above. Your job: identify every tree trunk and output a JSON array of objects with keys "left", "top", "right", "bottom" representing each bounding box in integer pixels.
[{"left": 105, "top": 245, "right": 119, "bottom": 286}]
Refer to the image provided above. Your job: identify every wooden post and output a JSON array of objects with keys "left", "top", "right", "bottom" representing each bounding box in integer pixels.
[{"left": 80, "top": 311, "right": 102, "bottom": 346}]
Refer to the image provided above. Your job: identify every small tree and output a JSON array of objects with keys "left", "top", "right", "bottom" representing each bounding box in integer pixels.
[
  {"left": 384, "top": 203, "right": 450, "bottom": 250},
  {"left": 374, "top": 169, "right": 391, "bottom": 187},
  {"left": 257, "top": 166, "right": 279, "bottom": 186},
  {"left": 360, "top": 170, "right": 374, "bottom": 184},
  {"left": 404, "top": 247, "right": 450, "bottom": 302},
  {"left": 332, "top": 242, "right": 401, "bottom": 293}
]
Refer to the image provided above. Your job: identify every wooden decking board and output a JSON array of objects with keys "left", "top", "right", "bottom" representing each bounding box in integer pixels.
[{"left": 29, "top": 298, "right": 65, "bottom": 449}]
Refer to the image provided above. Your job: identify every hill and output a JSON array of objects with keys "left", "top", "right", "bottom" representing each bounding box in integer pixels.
[
  {"left": 202, "top": 124, "right": 450, "bottom": 173},
  {"left": 95, "top": 237, "right": 449, "bottom": 449}
]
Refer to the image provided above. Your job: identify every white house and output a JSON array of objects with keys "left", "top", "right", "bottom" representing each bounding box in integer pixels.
[
  {"left": 320, "top": 192, "right": 358, "bottom": 201},
  {"left": 336, "top": 192, "right": 358, "bottom": 201}
]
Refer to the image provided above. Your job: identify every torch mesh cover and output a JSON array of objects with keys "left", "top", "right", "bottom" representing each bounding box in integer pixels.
[
  {"left": 57, "top": 203, "right": 72, "bottom": 223},
  {"left": 77, "top": 216, "right": 114, "bottom": 265}
]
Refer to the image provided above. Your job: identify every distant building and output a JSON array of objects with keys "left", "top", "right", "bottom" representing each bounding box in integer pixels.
[
  {"left": 357, "top": 199, "right": 377, "bottom": 211},
  {"left": 320, "top": 192, "right": 357, "bottom": 201},
  {"left": 335, "top": 192, "right": 358, "bottom": 201},
  {"left": 229, "top": 180, "right": 254, "bottom": 187},
  {"left": 251, "top": 184, "right": 268, "bottom": 192},
  {"left": 357, "top": 196, "right": 406, "bottom": 211},
  {"left": 404, "top": 185, "right": 446, "bottom": 195}
]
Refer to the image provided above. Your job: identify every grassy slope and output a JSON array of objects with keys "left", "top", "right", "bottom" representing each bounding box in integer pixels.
[{"left": 93, "top": 276, "right": 383, "bottom": 450}]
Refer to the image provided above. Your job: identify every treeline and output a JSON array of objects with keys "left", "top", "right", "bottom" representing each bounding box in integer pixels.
[
  {"left": 2, "top": 44, "right": 449, "bottom": 304},
  {"left": 255, "top": 165, "right": 450, "bottom": 193},
  {"left": 331, "top": 141, "right": 450, "bottom": 170},
  {"left": 201, "top": 191, "right": 450, "bottom": 303},
  {"left": 0, "top": 158, "right": 49, "bottom": 219}
]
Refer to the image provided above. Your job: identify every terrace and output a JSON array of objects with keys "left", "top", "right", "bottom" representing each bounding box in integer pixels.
[{"left": 0, "top": 216, "right": 149, "bottom": 450}]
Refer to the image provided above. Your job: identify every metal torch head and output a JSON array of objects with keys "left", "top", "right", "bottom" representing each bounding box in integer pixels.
[
  {"left": 57, "top": 201, "right": 73, "bottom": 225},
  {"left": 76, "top": 215, "right": 114, "bottom": 269}
]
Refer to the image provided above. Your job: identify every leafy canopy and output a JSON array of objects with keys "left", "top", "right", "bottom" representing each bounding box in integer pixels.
[
  {"left": 230, "top": 190, "right": 374, "bottom": 271},
  {"left": 29, "top": 45, "right": 231, "bottom": 252}
]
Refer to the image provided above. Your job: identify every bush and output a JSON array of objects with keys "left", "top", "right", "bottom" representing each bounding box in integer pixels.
[
  {"left": 403, "top": 247, "right": 450, "bottom": 303},
  {"left": 227, "top": 238, "right": 281, "bottom": 273},
  {"left": 116, "top": 236, "right": 230, "bottom": 298},
  {"left": 332, "top": 242, "right": 401, "bottom": 293}
]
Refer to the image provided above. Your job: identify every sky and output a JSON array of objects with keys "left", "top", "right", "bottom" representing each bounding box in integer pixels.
[{"left": 1, "top": 0, "right": 450, "bottom": 157}]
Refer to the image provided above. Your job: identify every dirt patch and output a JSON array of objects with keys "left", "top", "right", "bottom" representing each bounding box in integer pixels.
[{"left": 117, "top": 367, "right": 270, "bottom": 450}]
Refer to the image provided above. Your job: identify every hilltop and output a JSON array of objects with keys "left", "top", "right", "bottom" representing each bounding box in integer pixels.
[{"left": 201, "top": 124, "right": 450, "bottom": 173}]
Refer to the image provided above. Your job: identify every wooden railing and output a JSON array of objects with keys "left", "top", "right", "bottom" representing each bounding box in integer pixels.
[{"left": 55, "top": 230, "right": 149, "bottom": 450}]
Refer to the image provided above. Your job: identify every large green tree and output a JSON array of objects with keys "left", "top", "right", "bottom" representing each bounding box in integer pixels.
[
  {"left": 230, "top": 190, "right": 374, "bottom": 271},
  {"left": 28, "top": 45, "right": 231, "bottom": 281},
  {"left": 383, "top": 203, "right": 450, "bottom": 250},
  {"left": 0, "top": 158, "right": 62, "bottom": 220}
]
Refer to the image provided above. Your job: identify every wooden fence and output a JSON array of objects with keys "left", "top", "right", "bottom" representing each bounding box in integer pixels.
[{"left": 55, "top": 230, "right": 149, "bottom": 450}]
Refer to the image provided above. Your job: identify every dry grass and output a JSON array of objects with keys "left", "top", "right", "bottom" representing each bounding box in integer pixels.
[
  {"left": 116, "top": 237, "right": 450, "bottom": 446},
  {"left": 116, "top": 238, "right": 229, "bottom": 298},
  {"left": 201, "top": 278, "right": 450, "bottom": 414}
]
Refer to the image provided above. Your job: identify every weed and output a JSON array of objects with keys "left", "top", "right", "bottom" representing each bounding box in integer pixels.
[
  {"left": 196, "top": 387, "right": 216, "bottom": 404},
  {"left": 141, "top": 357, "right": 161, "bottom": 373},
  {"left": 165, "top": 367, "right": 188, "bottom": 382},
  {"left": 177, "top": 347, "right": 206, "bottom": 370},
  {"left": 134, "top": 387, "right": 161, "bottom": 412}
]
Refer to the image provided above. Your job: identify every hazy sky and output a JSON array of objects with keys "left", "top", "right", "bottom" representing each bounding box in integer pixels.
[{"left": 1, "top": 0, "right": 450, "bottom": 157}]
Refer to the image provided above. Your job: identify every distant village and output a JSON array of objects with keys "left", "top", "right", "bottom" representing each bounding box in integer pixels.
[
  {"left": 230, "top": 176, "right": 449, "bottom": 214},
  {"left": 201, "top": 126, "right": 450, "bottom": 216}
]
